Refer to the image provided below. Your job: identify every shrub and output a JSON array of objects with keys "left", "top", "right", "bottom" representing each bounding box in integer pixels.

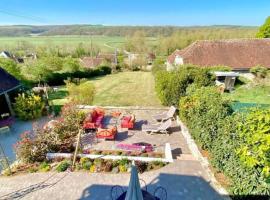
[
  {"left": 0, "top": 58, "right": 22, "bottom": 80},
  {"left": 80, "top": 157, "right": 92, "bottom": 170},
  {"left": 89, "top": 165, "right": 96, "bottom": 173},
  {"left": 250, "top": 66, "right": 268, "bottom": 78},
  {"left": 62, "top": 57, "right": 81, "bottom": 73},
  {"left": 179, "top": 85, "right": 270, "bottom": 196},
  {"left": 15, "top": 103, "right": 85, "bottom": 163},
  {"left": 119, "top": 165, "right": 127, "bottom": 172},
  {"left": 118, "top": 158, "right": 129, "bottom": 166},
  {"left": 14, "top": 131, "right": 48, "bottom": 163},
  {"left": 237, "top": 109, "right": 270, "bottom": 181},
  {"left": 99, "top": 66, "right": 112, "bottom": 74},
  {"left": 135, "top": 161, "right": 148, "bottom": 174},
  {"left": 66, "top": 82, "right": 95, "bottom": 105},
  {"left": 104, "top": 161, "right": 113, "bottom": 172},
  {"left": 56, "top": 160, "right": 70, "bottom": 172},
  {"left": 14, "top": 93, "right": 45, "bottom": 120},
  {"left": 179, "top": 86, "right": 232, "bottom": 149},
  {"left": 39, "top": 162, "right": 51, "bottom": 172},
  {"left": 155, "top": 65, "right": 213, "bottom": 106}
]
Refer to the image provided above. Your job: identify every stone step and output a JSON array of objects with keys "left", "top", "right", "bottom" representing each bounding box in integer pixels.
[{"left": 176, "top": 154, "right": 196, "bottom": 161}]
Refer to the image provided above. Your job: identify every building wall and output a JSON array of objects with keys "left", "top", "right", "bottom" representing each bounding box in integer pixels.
[
  {"left": 174, "top": 56, "right": 184, "bottom": 65},
  {"left": 0, "top": 94, "right": 10, "bottom": 116}
]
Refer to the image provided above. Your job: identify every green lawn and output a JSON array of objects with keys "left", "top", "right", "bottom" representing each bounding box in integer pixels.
[
  {"left": 223, "top": 84, "right": 270, "bottom": 111},
  {"left": 224, "top": 85, "right": 270, "bottom": 104},
  {"left": 49, "top": 71, "right": 162, "bottom": 107}
]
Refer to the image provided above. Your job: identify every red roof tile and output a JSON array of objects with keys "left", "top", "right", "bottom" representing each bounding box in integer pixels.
[{"left": 168, "top": 39, "right": 270, "bottom": 69}]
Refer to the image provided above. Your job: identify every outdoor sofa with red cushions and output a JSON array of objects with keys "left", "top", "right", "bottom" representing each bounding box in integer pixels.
[
  {"left": 96, "top": 126, "right": 117, "bottom": 140},
  {"left": 121, "top": 115, "right": 135, "bottom": 129},
  {"left": 83, "top": 108, "right": 105, "bottom": 129}
]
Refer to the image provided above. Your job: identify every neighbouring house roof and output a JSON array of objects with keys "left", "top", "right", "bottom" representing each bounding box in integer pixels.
[
  {"left": 167, "top": 39, "right": 270, "bottom": 70},
  {"left": 97, "top": 53, "right": 116, "bottom": 63},
  {"left": 147, "top": 53, "right": 156, "bottom": 60},
  {"left": 0, "top": 67, "right": 20, "bottom": 94},
  {"left": 80, "top": 57, "right": 104, "bottom": 68}
]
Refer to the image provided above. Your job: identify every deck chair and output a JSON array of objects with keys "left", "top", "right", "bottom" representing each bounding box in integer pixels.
[
  {"left": 153, "top": 106, "right": 176, "bottom": 122},
  {"left": 142, "top": 119, "right": 172, "bottom": 135}
]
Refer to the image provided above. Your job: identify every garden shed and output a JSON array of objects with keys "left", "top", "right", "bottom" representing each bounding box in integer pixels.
[{"left": 0, "top": 67, "right": 21, "bottom": 117}]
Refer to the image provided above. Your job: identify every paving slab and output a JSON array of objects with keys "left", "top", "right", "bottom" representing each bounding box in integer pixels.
[{"left": 0, "top": 108, "right": 227, "bottom": 200}]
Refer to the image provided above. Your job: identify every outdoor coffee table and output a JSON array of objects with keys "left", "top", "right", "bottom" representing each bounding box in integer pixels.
[
  {"left": 102, "top": 115, "right": 119, "bottom": 127},
  {"left": 116, "top": 190, "right": 160, "bottom": 200}
]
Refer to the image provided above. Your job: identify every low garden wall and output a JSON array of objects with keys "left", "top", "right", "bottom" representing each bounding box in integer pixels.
[{"left": 47, "top": 143, "right": 173, "bottom": 163}]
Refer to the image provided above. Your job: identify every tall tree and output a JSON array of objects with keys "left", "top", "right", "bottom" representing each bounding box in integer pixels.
[{"left": 256, "top": 16, "right": 270, "bottom": 38}]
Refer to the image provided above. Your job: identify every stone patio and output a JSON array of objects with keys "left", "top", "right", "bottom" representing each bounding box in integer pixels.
[
  {"left": 0, "top": 107, "right": 227, "bottom": 200},
  {"left": 84, "top": 107, "right": 190, "bottom": 157}
]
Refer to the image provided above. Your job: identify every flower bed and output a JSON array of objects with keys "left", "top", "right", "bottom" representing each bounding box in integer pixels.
[
  {"left": 7, "top": 157, "right": 167, "bottom": 175},
  {"left": 82, "top": 149, "right": 164, "bottom": 158}
]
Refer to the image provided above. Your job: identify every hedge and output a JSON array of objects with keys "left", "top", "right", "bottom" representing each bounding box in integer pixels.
[
  {"left": 155, "top": 65, "right": 214, "bottom": 106},
  {"left": 179, "top": 87, "right": 270, "bottom": 198},
  {"left": 43, "top": 66, "right": 111, "bottom": 85}
]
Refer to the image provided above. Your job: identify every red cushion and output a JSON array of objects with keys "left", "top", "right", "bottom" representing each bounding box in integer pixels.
[
  {"left": 123, "top": 116, "right": 131, "bottom": 121},
  {"left": 95, "top": 116, "right": 104, "bottom": 127},
  {"left": 91, "top": 111, "right": 97, "bottom": 122}
]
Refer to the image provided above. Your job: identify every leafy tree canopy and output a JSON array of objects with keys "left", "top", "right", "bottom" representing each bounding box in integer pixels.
[{"left": 256, "top": 16, "right": 270, "bottom": 38}]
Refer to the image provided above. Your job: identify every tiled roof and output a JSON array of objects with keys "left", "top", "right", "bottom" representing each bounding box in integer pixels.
[
  {"left": 0, "top": 67, "right": 20, "bottom": 94},
  {"left": 168, "top": 39, "right": 270, "bottom": 69},
  {"left": 80, "top": 57, "right": 104, "bottom": 68}
]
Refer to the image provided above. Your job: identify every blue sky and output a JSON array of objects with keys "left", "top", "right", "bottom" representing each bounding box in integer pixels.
[{"left": 0, "top": 0, "right": 269, "bottom": 26}]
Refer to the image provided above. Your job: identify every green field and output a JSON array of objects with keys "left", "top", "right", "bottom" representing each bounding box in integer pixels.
[
  {"left": 0, "top": 35, "right": 126, "bottom": 52},
  {"left": 49, "top": 71, "right": 162, "bottom": 107},
  {"left": 0, "top": 35, "right": 158, "bottom": 52}
]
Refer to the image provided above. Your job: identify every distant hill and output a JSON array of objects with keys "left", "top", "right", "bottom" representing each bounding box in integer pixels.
[{"left": 0, "top": 25, "right": 258, "bottom": 37}]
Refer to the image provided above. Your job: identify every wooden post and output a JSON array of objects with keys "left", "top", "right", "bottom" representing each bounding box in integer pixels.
[
  {"left": 4, "top": 92, "right": 15, "bottom": 116},
  {"left": 72, "top": 129, "right": 82, "bottom": 170}
]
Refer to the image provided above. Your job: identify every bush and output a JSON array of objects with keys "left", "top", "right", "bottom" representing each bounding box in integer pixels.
[
  {"left": 15, "top": 102, "right": 85, "bottom": 163},
  {"left": 135, "top": 161, "right": 147, "bottom": 174},
  {"left": 0, "top": 58, "right": 22, "bottom": 80},
  {"left": 237, "top": 109, "right": 270, "bottom": 181},
  {"left": 155, "top": 65, "right": 213, "bottom": 106},
  {"left": 179, "top": 86, "right": 270, "bottom": 196},
  {"left": 14, "top": 130, "right": 48, "bottom": 163},
  {"left": 104, "top": 160, "right": 113, "bottom": 172},
  {"left": 179, "top": 87, "right": 232, "bottom": 149},
  {"left": 14, "top": 93, "right": 45, "bottom": 120},
  {"left": 80, "top": 157, "right": 92, "bottom": 170},
  {"left": 89, "top": 165, "right": 96, "bottom": 173},
  {"left": 66, "top": 82, "right": 95, "bottom": 105},
  {"left": 250, "top": 66, "right": 268, "bottom": 78},
  {"left": 56, "top": 160, "right": 70, "bottom": 172},
  {"left": 99, "top": 66, "right": 112, "bottom": 74},
  {"left": 39, "top": 162, "right": 51, "bottom": 172}
]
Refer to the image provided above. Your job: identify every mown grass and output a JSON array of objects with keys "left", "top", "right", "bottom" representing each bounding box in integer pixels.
[
  {"left": 223, "top": 80, "right": 270, "bottom": 112},
  {"left": 228, "top": 85, "right": 270, "bottom": 104},
  {"left": 48, "top": 71, "right": 162, "bottom": 107}
]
